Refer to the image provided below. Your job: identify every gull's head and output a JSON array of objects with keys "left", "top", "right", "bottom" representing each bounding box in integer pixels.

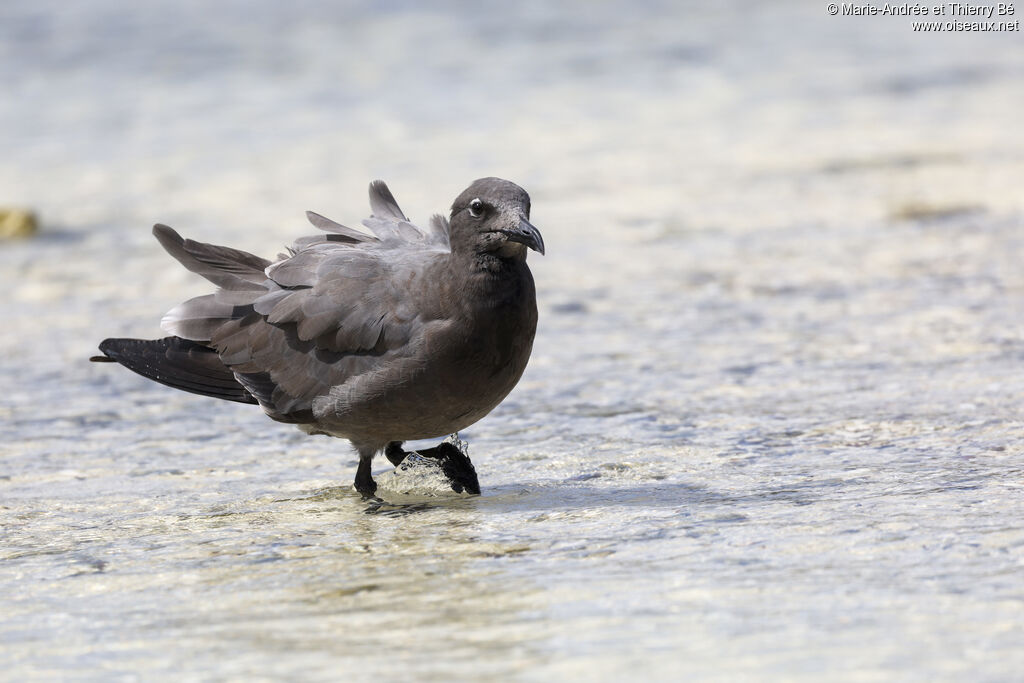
[{"left": 450, "top": 177, "right": 544, "bottom": 260}]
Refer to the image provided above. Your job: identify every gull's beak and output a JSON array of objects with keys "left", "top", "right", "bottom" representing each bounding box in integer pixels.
[{"left": 504, "top": 217, "right": 545, "bottom": 255}]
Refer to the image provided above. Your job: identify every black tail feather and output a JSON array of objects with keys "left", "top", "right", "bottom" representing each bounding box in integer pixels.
[{"left": 92, "top": 336, "right": 258, "bottom": 404}]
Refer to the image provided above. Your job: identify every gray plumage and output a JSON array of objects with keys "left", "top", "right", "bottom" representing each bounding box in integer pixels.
[{"left": 93, "top": 177, "right": 544, "bottom": 495}]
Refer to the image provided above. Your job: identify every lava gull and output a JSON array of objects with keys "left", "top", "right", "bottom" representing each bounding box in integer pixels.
[{"left": 92, "top": 178, "right": 544, "bottom": 496}]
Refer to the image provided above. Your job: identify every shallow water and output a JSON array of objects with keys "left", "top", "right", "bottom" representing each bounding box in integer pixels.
[{"left": 3, "top": 1, "right": 1024, "bottom": 680}]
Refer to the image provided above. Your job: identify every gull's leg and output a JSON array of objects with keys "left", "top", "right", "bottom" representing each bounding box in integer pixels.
[
  {"left": 353, "top": 446, "right": 378, "bottom": 497},
  {"left": 414, "top": 443, "right": 451, "bottom": 459},
  {"left": 384, "top": 437, "right": 454, "bottom": 464},
  {"left": 415, "top": 434, "right": 461, "bottom": 461},
  {"left": 384, "top": 441, "right": 408, "bottom": 466}
]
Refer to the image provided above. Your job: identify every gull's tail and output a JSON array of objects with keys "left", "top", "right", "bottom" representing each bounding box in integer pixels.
[{"left": 90, "top": 336, "right": 257, "bottom": 405}]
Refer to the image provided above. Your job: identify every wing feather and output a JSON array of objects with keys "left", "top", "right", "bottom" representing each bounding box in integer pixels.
[
  {"left": 153, "top": 224, "right": 270, "bottom": 290},
  {"left": 304, "top": 210, "right": 377, "bottom": 243},
  {"left": 368, "top": 180, "right": 408, "bottom": 221},
  {"left": 156, "top": 181, "right": 450, "bottom": 422}
]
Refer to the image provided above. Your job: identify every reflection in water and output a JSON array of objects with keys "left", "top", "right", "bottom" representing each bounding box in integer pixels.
[{"left": 178, "top": 488, "right": 551, "bottom": 678}]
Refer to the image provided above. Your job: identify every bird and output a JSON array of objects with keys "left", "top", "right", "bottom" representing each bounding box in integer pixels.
[{"left": 91, "top": 177, "right": 544, "bottom": 496}]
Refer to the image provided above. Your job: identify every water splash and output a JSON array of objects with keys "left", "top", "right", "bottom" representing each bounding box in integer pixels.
[{"left": 374, "top": 433, "right": 479, "bottom": 500}]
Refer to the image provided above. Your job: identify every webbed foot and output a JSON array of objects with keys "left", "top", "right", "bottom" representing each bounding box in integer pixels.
[{"left": 383, "top": 439, "right": 480, "bottom": 495}]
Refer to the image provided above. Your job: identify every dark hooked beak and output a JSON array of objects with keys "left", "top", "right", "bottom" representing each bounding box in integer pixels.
[{"left": 503, "top": 217, "right": 545, "bottom": 255}]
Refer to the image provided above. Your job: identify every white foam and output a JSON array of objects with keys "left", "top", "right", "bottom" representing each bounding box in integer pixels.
[{"left": 374, "top": 435, "right": 475, "bottom": 500}]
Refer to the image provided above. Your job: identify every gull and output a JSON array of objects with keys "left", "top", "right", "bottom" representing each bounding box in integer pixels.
[{"left": 92, "top": 178, "right": 544, "bottom": 496}]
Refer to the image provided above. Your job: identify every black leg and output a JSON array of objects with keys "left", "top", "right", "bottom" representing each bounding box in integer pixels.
[
  {"left": 383, "top": 440, "right": 455, "bottom": 466},
  {"left": 413, "top": 442, "right": 454, "bottom": 460},
  {"left": 354, "top": 452, "right": 377, "bottom": 498},
  {"left": 384, "top": 441, "right": 407, "bottom": 466}
]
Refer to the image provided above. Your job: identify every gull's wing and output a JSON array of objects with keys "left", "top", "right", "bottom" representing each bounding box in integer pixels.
[
  {"left": 208, "top": 245, "right": 448, "bottom": 421},
  {"left": 156, "top": 181, "right": 452, "bottom": 423}
]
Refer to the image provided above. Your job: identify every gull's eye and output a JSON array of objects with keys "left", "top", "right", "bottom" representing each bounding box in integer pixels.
[{"left": 469, "top": 198, "right": 485, "bottom": 218}]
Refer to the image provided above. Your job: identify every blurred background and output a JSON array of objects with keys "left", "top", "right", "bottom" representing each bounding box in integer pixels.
[{"left": 2, "top": 1, "right": 1024, "bottom": 680}]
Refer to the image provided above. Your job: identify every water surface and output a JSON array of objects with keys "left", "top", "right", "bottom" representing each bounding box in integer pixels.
[{"left": 2, "top": 1, "right": 1024, "bottom": 680}]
